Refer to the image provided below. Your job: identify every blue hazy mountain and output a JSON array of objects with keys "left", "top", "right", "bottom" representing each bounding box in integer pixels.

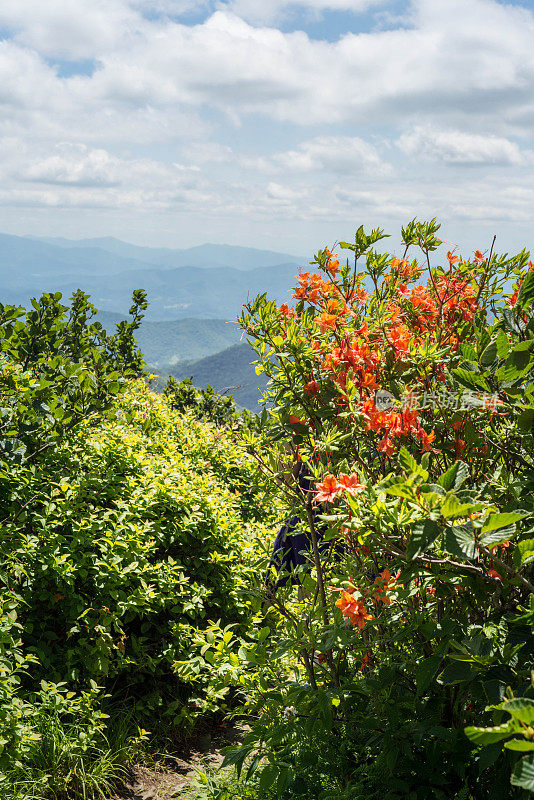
[
  {"left": 29, "top": 235, "right": 304, "bottom": 271},
  {"left": 0, "top": 232, "right": 301, "bottom": 320},
  {"left": 0, "top": 232, "right": 297, "bottom": 407}
]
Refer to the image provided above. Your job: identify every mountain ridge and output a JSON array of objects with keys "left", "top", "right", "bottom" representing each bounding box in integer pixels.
[{"left": 25, "top": 234, "right": 304, "bottom": 271}]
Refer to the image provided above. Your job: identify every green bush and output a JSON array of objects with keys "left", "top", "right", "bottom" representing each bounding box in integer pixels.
[{"left": 0, "top": 291, "right": 280, "bottom": 797}]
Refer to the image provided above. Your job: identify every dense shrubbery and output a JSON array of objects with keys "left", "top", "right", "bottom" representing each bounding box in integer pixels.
[
  {"left": 0, "top": 293, "right": 277, "bottom": 798},
  {"left": 198, "top": 220, "right": 534, "bottom": 799}
]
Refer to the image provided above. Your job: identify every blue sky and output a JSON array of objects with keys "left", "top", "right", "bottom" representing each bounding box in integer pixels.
[{"left": 0, "top": 0, "right": 533, "bottom": 258}]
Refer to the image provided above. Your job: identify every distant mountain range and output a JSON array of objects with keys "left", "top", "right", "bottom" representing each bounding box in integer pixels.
[
  {"left": 97, "top": 313, "right": 266, "bottom": 408},
  {"left": 31, "top": 236, "right": 303, "bottom": 271},
  {"left": 0, "top": 232, "right": 299, "bottom": 408},
  {"left": 0, "top": 232, "right": 302, "bottom": 320}
]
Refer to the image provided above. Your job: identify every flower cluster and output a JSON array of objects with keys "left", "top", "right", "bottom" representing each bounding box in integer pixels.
[
  {"left": 334, "top": 591, "right": 373, "bottom": 629},
  {"left": 315, "top": 473, "right": 365, "bottom": 503}
]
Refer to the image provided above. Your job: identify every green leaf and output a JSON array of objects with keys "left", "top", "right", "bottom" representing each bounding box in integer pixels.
[
  {"left": 408, "top": 520, "right": 440, "bottom": 560},
  {"left": 452, "top": 368, "right": 490, "bottom": 392},
  {"left": 496, "top": 331, "right": 510, "bottom": 358},
  {"left": 480, "top": 526, "right": 515, "bottom": 548},
  {"left": 518, "top": 271, "right": 534, "bottom": 309},
  {"left": 517, "top": 408, "right": 534, "bottom": 433},
  {"left": 437, "top": 461, "right": 469, "bottom": 491},
  {"left": 482, "top": 513, "right": 527, "bottom": 533},
  {"left": 220, "top": 745, "right": 254, "bottom": 778},
  {"left": 480, "top": 341, "right": 498, "bottom": 366},
  {"left": 385, "top": 483, "right": 419, "bottom": 502},
  {"left": 398, "top": 446, "right": 428, "bottom": 480},
  {"left": 504, "top": 698, "right": 534, "bottom": 725},
  {"left": 438, "top": 660, "right": 475, "bottom": 685},
  {"left": 441, "top": 495, "right": 484, "bottom": 520},
  {"left": 505, "top": 739, "right": 534, "bottom": 752},
  {"left": 444, "top": 525, "right": 477, "bottom": 560},
  {"left": 464, "top": 721, "right": 517, "bottom": 745},
  {"left": 518, "top": 539, "right": 534, "bottom": 565},
  {"left": 259, "top": 764, "right": 278, "bottom": 791},
  {"left": 511, "top": 755, "right": 534, "bottom": 790},
  {"left": 416, "top": 654, "right": 442, "bottom": 693}
]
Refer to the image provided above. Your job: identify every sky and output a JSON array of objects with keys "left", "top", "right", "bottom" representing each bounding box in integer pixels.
[{"left": 0, "top": 0, "right": 533, "bottom": 257}]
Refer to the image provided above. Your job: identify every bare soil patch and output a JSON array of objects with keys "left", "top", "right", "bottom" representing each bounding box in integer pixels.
[{"left": 109, "top": 722, "right": 249, "bottom": 800}]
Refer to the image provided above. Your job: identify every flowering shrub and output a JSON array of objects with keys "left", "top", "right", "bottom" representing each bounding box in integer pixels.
[{"left": 216, "top": 220, "right": 534, "bottom": 798}]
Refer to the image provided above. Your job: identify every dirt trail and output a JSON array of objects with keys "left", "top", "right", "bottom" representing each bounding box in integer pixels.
[{"left": 111, "top": 723, "right": 248, "bottom": 800}]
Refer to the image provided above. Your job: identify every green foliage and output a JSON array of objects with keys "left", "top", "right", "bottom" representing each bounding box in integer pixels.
[
  {"left": 164, "top": 375, "right": 253, "bottom": 428},
  {"left": 0, "top": 288, "right": 147, "bottom": 467},
  {"left": 0, "top": 291, "right": 278, "bottom": 797}
]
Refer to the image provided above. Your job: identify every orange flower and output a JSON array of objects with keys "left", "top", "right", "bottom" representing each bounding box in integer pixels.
[
  {"left": 303, "top": 379, "right": 320, "bottom": 394},
  {"left": 507, "top": 287, "right": 520, "bottom": 307},
  {"left": 326, "top": 256, "right": 340, "bottom": 275},
  {"left": 447, "top": 250, "right": 460, "bottom": 266},
  {"left": 378, "top": 433, "right": 395, "bottom": 457},
  {"left": 360, "top": 652, "right": 371, "bottom": 671},
  {"left": 473, "top": 249, "right": 487, "bottom": 263},
  {"left": 288, "top": 414, "right": 306, "bottom": 426},
  {"left": 335, "top": 591, "right": 373, "bottom": 629},
  {"left": 372, "top": 569, "right": 403, "bottom": 605},
  {"left": 315, "top": 474, "right": 343, "bottom": 503},
  {"left": 338, "top": 473, "right": 365, "bottom": 496},
  {"left": 279, "top": 303, "right": 295, "bottom": 318},
  {"left": 315, "top": 311, "right": 338, "bottom": 332},
  {"left": 418, "top": 428, "right": 436, "bottom": 452},
  {"left": 488, "top": 567, "right": 503, "bottom": 582},
  {"left": 490, "top": 541, "right": 510, "bottom": 556}
]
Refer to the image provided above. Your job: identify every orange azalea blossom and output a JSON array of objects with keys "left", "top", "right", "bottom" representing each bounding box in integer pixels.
[
  {"left": 335, "top": 591, "right": 373, "bottom": 629},
  {"left": 490, "top": 541, "right": 510, "bottom": 556},
  {"left": 315, "top": 474, "right": 343, "bottom": 503},
  {"left": 278, "top": 303, "right": 295, "bottom": 318},
  {"left": 325, "top": 250, "right": 340, "bottom": 275},
  {"left": 473, "top": 249, "right": 487, "bottom": 263},
  {"left": 360, "top": 652, "right": 371, "bottom": 671},
  {"left": 418, "top": 427, "right": 437, "bottom": 452},
  {"left": 303, "top": 379, "right": 320, "bottom": 394},
  {"left": 373, "top": 569, "right": 403, "bottom": 605},
  {"left": 315, "top": 311, "right": 338, "bottom": 332},
  {"left": 390, "top": 258, "right": 414, "bottom": 279},
  {"left": 507, "top": 287, "right": 520, "bottom": 307},
  {"left": 288, "top": 414, "right": 307, "bottom": 426},
  {"left": 447, "top": 250, "right": 460, "bottom": 266},
  {"left": 292, "top": 285, "right": 308, "bottom": 300},
  {"left": 338, "top": 473, "right": 365, "bottom": 495}
]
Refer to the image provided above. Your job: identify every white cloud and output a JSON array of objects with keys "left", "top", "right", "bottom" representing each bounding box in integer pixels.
[
  {"left": 397, "top": 127, "right": 525, "bottom": 165},
  {"left": 1, "top": 1, "right": 534, "bottom": 141},
  {"left": 0, "top": 0, "right": 532, "bottom": 247},
  {"left": 0, "top": 0, "right": 140, "bottom": 60},
  {"left": 272, "top": 136, "right": 391, "bottom": 174}
]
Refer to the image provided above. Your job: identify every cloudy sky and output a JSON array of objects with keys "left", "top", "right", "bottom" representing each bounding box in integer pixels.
[{"left": 0, "top": 0, "right": 533, "bottom": 255}]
